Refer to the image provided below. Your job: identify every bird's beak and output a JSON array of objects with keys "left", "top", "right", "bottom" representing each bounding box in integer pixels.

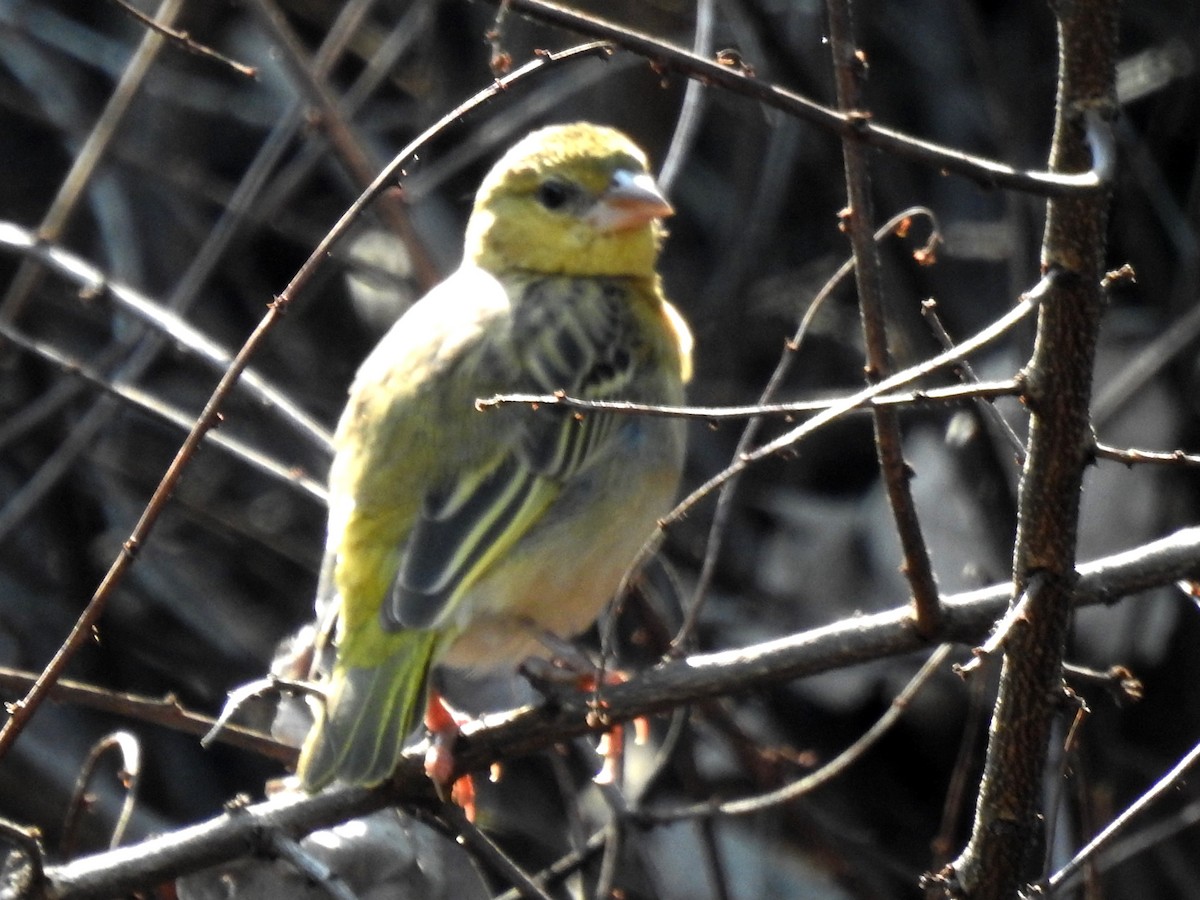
[{"left": 586, "top": 169, "right": 674, "bottom": 233}]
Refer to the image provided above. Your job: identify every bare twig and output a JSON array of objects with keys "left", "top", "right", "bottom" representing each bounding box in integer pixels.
[
  {"left": 0, "top": 306, "right": 283, "bottom": 760},
  {"left": 697, "top": 816, "right": 732, "bottom": 900},
  {"left": 656, "top": 0, "right": 715, "bottom": 193},
  {"left": 263, "top": 832, "right": 359, "bottom": 900},
  {"left": 1045, "top": 737, "right": 1200, "bottom": 896},
  {"left": 256, "top": 0, "right": 439, "bottom": 222},
  {"left": 826, "top": 0, "right": 941, "bottom": 636},
  {"left": 0, "top": 666, "right": 295, "bottom": 765},
  {"left": 0, "top": 318, "right": 328, "bottom": 503},
  {"left": 0, "top": 0, "right": 183, "bottom": 326},
  {"left": 248, "top": 0, "right": 441, "bottom": 292},
  {"left": 1044, "top": 795, "right": 1200, "bottom": 896},
  {"left": 480, "top": 377, "right": 1021, "bottom": 422},
  {"left": 0, "top": 0, "right": 374, "bottom": 543},
  {"left": 429, "top": 802, "right": 559, "bottom": 900},
  {"left": 663, "top": 272, "right": 1053, "bottom": 530},
  {"left": 1092, "top": 441, "right": 1200, "bottom": 468},
  {"left": 1092, "top": 295, "right": 1200, "bottom": 426},
  {"left": 493, "top": 831, "right": 608, "bottom": 900},
  {"left": 931, "top": 665, "right": 990, "bottom": 867},
  {"left": 0, "top": 220, "right": 334, "bottom": 456},
  {"left": 669, "top": 207, "right": 940, "bottom": 651},
  {"left": 921, "top": 298, "right": 1026, "bottom": 460},
  {"left": 631, "top": 644, "right": 955, "bottom": 823},
  {"left": 489, "top": 0, "right": 1112, "bottom": 196},
  {"left": 603, "top": 277, "right": 1047, "bottom": 644},
  {"left": 107, "top": 0, "right": 257, "bottom": 77},
  {"left": 954, "top": 574, "right": 1044, "bottom": 677},
  {"left": 0, "top": 0, "right": 398, "bottom": 528},
  {"left": 61, "top": 732, "right": 142, "bottom": 857},
  {"left": 1061, "top": 663, "right": 1143, "bottom": 704}
]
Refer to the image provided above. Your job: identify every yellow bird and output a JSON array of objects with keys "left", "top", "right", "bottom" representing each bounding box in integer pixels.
[{"left": 297, "top": 122, "right": 693, "bottom": 791}]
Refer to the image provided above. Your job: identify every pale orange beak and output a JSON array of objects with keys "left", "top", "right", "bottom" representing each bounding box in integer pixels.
[{"left": 585, "top": 169, "right": 674, "bottom": 232}]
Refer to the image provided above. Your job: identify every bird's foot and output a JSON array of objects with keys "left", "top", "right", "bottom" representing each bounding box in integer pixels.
[
  {"left": 581, "top": 670, "right": 650, "bottom": 786},
  {"left": 520, "top": 652, "right": 648, "bottom": 786},
  {"left": 424, "top": 690, "right": 476, "bottom": 821}
]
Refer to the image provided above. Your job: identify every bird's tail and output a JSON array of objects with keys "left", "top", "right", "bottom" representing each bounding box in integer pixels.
[{"left": 297, "top": 630, "right": 441, "bottom": 791}]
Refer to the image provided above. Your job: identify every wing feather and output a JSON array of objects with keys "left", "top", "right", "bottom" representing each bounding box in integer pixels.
[{"left": 384, "top": 276, "right": 642, "bottom": 632}]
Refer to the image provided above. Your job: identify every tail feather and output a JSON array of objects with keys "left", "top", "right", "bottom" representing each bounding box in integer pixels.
[{"left": 297, "top": 630, "right": 441, "bottom": 790}]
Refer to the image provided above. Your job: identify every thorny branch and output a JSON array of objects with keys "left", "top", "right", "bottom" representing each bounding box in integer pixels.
[{"left": 937, "top": 0, "right": 1120, "bottom": 896}]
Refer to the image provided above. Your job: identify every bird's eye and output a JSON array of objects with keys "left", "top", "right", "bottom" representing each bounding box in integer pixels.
[{"left": 535, "top": 179, "right": 574, "bottom": 211}]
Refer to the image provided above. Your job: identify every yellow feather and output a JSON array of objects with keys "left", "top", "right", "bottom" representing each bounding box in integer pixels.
[{"left": 297, "top": 122, "right": 692, "bottom": 790}]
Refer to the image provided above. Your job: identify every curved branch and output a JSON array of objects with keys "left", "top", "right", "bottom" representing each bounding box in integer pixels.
[{"left": 493, "top": 0, "right": 1111, "bottom": 196}]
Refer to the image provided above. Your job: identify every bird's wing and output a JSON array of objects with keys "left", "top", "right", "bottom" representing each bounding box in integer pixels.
[{"left": 386, "top": 277, "right": 636, "bottom": 631}]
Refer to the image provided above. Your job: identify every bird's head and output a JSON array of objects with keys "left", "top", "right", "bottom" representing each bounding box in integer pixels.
[{"left": 464, "top": 123, "right": 672, "bottom": 279}]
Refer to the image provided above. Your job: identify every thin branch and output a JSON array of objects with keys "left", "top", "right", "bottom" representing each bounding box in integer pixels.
[
  {"left": 431, "top": 804, "right": 556, "bottom": 900},
  {"left": 1092, "top": 292, "right": 1200, "bottom": 427},
  {"left": 0, "top": 306, "right": 285, "bottom": 761},
  {"left": 0, "top": 666, "right": 295, "bottom": 764},
  {"left": 593, "top": 819, "right": 621, "bottom": 900},
  {"left": 921, "top": 298, "right": 1026, "bottom": 460},
  {"left": 599, "top": 280, "right": 1045, "bottom": 649},
  {"left": 0, "top": 0, "right": 364, "bottom": 547},
  {"left": 656, "top": 0, "right": 715, "bottom": 192},
  {"left": 931, "top": 663, "right": 990, "bottom": 868},
  {"left": 954, "top": 574, "right": 1043, "bottom": 677},
  {"left": 1061, "top": 663, "right": 1143, "bottom": 704},
  {"left": 826, "top": 0, "right": 940, "bottom": 636},
  {"left": 662, "top": 272, "right": 1053, "bottom": 530},
  {"left": 263, "top": 832, "right": 359, "bottom": 900},
  {"left": 255, "top": 0, "right": 439, "bottom": 223},
  {"left": 493, "top": 831, "right": 608, "bottom": 900},
  {"left": 491, "top": 0, "right": 1112, "bottom": 196},
  {"left": 61, "top": 732, "right": 142, "bottom": 857},
  {"left": 248, "top": 0, "right": 441, "bottom": 292},
  {"left": 480, "top": 377, "right": 1021, "bottom": 421},
  {"left": 670, "top": 206, "right": 940, "bottom": 651},
  {"left": 631, "top": 644, "right": 955, "bottom": 823},
  {"left": 1044, "top": 737, "right": 1200, "bottom": 896},
  {"left": 48, "top": 786, "right": 391, "bottom": 899},
  {"left": 0, "top": 221, "right": 334, "bottom": 456},
  {"left": 696, "top": 816, "right": 732, "bottom": 900},
  {"left": 1093, "top": 441, "right": 1200, "bottom": 469},
  {"left": 107, "top": 0, "right": 257, "bottom": 77},
  {"left": 1044, "top": 794, "right": 1200, "bottom": 896},
  {"left": 0, "top": 319, "right": 328, "bottom": 504},
  {"left": 0, "top": 0, "right": 184, "bottom": 325}
]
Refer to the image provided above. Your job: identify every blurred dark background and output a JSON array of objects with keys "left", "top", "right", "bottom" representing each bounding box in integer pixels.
[{"left": 0, "top": 0, "right": 1198, "bottom": 896}]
